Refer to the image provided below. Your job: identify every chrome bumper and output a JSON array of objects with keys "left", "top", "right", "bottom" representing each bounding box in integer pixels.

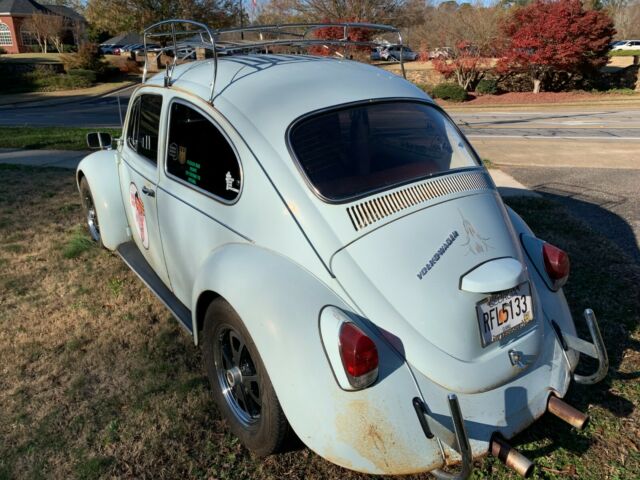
[{"left": 558, "top": 309, "right": 609, "bottom": 385}]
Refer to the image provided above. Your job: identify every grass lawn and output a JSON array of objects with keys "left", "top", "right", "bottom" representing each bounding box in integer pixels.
[
  {"left": 0, "top": 127, "right": 121, "bottom": 151},
  {"left": 0, "top": 165, "right": 638, "bottom": 479},
  {"left": 0, "top": 53, "right": 63, "bottom": 64}
]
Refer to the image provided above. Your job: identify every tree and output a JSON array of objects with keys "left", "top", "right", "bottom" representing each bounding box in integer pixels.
[
  {"left": 22, "top": 13, "right": 65, "bottom": 53},
  {"left": 498, "top": 0, "right": 615, "bottom": 93},
  {"left": 432, "top": 41, "right": 491, "bottom": 90},
  {"left": 85, "top": 0, "right": 239, "bottom": 35}
]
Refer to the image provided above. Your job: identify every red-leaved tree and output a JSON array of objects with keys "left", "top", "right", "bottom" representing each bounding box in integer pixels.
[
  {"left": 310, "top": 19, "right": 373, "bottom": 57},
  {"left": 497, "top": 0, "right": 615, "bottom": 93},
  {"left": 432, "top": 41, "right": 491, "bottom": 91}
]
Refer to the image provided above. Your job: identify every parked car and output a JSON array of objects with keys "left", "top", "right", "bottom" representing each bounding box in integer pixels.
[
  {"left": 370, "top": 45, "right": 418, "bottom": 61},
  {"left": 429, "top": 47, "right": 454, "bottom": 59},
  {"left": 610, "top": 39, "right": 640, "bottom": 51},
  {"left": 99, "top": 44, "right": 122, "bottom": 55},
  {"left": 78, "top": 19, "right": 608, "bottom": 479}
]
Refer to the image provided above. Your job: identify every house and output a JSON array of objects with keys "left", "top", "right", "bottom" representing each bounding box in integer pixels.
[{"left": 0, "top": 0, "right": 86, "bottom": 54}]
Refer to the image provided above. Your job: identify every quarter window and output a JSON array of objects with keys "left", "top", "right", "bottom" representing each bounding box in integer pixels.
[
  {"left": 0, "top": 22, "right": 12, "bottom": 46},
  {"left": 166, "top": 102, "right": 241, "bottom": 201},
  {"left": 126, "top": 94, "right": 162, "bottom": 163}
]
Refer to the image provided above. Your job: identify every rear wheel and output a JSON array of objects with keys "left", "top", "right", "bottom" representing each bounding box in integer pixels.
[
  {"left": 202, "top": 299, "right": 289, "bottom": 456},
  {"left": 79, "top": 177, "right": 102, "bottom": 247}
]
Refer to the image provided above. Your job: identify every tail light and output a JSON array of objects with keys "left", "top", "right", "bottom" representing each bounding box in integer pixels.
[
  {"left": 543, "top": 243, "right": 570, "bottom": 289},
  {"left": 339, "top": 322, "right": 378, "bottom": 389}
]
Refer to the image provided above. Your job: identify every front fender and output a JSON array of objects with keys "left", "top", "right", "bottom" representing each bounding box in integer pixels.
[
  {"left": 191, "top": 244, "right": 443, "bottom": 474},
  {"left": 76, "top": 150, "right": 129, "bottom": 251}
]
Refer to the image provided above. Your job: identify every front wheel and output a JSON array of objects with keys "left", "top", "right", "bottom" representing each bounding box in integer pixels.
[
  {"left": 79, "top": 177, "right": 102, "bottom": 247},
  {"left": 202, "top": 299, "right": 289, "bottom": 456}
]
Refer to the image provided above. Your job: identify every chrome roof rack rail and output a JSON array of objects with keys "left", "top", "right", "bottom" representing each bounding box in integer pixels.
[{"left": 142, "top": 20, "right": 406, "bottom": 105}]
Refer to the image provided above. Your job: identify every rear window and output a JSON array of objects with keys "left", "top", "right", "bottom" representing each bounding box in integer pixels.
[{"left": 289, "top": 102, "right": 479, "bottom": 201}]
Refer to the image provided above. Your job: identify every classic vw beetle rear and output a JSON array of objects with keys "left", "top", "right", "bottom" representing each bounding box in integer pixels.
[{"left": 77, "top": 21, "right": 608, "bottom": 478}]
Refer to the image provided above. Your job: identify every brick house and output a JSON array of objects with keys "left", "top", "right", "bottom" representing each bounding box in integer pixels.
[{"left": 0, "top": 0, "right": 85, "bottom": 54}]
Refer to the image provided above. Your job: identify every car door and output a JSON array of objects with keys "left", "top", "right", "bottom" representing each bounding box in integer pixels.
[
  {"left": 119, "top": 91, "right": 172, "bottom": 287},
  {"left": 156, "top": 98, "right": 244, "bottom": 306}
]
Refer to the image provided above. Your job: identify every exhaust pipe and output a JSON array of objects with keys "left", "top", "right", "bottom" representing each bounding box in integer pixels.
[
  {"left": 490, "top": 435, "right": 534, "bottom": 478},
  {"left": 547, "top": 396, "right": 589, "bottom": 430}
]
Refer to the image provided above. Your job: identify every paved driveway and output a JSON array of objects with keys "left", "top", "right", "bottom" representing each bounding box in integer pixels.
[{"left": 503, "top": 166, "right": 640, "bottom": 263}]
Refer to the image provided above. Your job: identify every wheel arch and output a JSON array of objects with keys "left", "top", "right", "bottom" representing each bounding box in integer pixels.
[
  {"left": 76, "top": 150, "right": 130, "bottom": 251},
  {"left": 189, "top": 243, "right": 442, "bottom": 474}
]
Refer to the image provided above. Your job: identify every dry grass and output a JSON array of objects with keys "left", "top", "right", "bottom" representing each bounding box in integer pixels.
[{"left": 0, "top": 165, "right": 638, "bottom": 479}]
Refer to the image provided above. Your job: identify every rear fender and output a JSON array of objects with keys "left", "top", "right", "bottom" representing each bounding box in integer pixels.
[
  {"left": 191, "top": 244, "right": 443, "bottom": 474},
  {"left": 506, "top": 206, "right": 579, "bottom": 368},
  {"left": 76, "top": 150, "right": 130, "bottom": 251}
]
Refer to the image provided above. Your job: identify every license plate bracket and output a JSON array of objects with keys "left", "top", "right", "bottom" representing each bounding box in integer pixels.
[{"left": 476, "top": 283, "right": 533, "bottom": 347}]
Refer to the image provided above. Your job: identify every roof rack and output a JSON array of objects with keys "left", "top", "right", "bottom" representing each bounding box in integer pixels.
[{"left": 141, "top": 20, "right": 407, "bottom": 105}]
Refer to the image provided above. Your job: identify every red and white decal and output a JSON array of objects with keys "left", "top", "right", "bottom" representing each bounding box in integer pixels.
[{"left": 129, "top": 183, "right": 149, "bottom": 249}]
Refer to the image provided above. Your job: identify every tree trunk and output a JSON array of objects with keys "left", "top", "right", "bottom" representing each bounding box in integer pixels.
[{"left": 533, "top": 78, "right": 541, "bottom": 94}]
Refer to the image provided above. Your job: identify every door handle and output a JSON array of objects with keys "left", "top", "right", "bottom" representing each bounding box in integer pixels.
[{"left": 142, "top": 186, "right": 155, "bottom": 197}]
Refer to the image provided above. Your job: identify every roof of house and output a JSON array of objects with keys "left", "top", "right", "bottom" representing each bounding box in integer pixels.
[
  {"left": 101, "top": 32, "right": 143, "bottom": 46},
  {"left": 42, "top": 4, "right": 85, "bottom": 22},
  {"left": 0, "top": 0, "right": 48, "bottom": 15}
]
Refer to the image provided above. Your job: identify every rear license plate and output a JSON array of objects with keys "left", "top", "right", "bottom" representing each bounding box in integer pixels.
[{"left": 476, "top": 283, "right": 533, "bottom": 347}]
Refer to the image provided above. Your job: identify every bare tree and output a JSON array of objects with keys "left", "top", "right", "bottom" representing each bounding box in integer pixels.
[
  {"left": 47, "top": 14, "right": 66, "bottom": 53},
  {"left": 22, "top": 14, "right": 52, "bottom": 53},
  {"left": 609, "top": 1, "right": 640, "bottom": 39}
]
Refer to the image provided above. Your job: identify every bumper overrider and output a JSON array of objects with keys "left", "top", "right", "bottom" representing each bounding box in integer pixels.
[{"left": 413, "top": 309, "right": 609, "bottom": 479}]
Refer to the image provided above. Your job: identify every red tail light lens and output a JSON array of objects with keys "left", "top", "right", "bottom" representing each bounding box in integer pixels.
[
  {"left": 339, "top": 322, "right": 379, "bottom": 389},
  {"left": 543, "top": 243, "right": 570, "bottom": 287}
]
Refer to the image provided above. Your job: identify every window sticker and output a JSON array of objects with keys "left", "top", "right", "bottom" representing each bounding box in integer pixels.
[
  {"left": 225, "top": 171, "right": 240, "bottom": 193},
  {"left": 129, "top": 183, "right": 149, "bottom": 249},
  {"left": 168, "top": 142, "right": 178, "bottom": 161},
  {"left": 178, "top": 146, "right": 187, "bottom": 165}
]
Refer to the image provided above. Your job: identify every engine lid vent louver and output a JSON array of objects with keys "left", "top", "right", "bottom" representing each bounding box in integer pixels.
[{"left": 346, "top": 171, "right": 493, "bottom": 231}]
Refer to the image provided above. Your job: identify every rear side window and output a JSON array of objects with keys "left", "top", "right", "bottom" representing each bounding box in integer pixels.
[
  {"left": 166, "top": 102, "right": 241, "bottom": 201},
  {"left": 289, "top": 102, "right": 479, "bottom": 201},
  {"left": 126, "top": 94, "right": 163, "bottom": 163}
]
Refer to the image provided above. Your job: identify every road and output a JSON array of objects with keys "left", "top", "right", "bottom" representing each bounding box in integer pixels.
[
  {"left": 1, "top": 89, "right": 640, "bottom": 141},
  {"left": 0, "top": 86, "right": 136, "bottom": 128},
  {"left": 503, "top": 165, "right": 640, "bottom": 264},
  {"left": 450, "top": 109, "right": 640, "bottom": 140}
]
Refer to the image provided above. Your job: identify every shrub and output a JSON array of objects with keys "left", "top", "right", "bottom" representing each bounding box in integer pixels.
[
  {"left": 414, "top": 82, "right": 434, "bottom": 95},
  {"left": 431, "top": 83, "right": 468, "bottom": 102},
  {"left": 0, "top": 47, "right": 5, "bottom": 55},
  {"left": 62, "top": 43, "right": 107, "bottom": 74},
  {"left": 68, "top": 69, "right": 97, "bottom": 84},
  {"left": 476, "top": 79, "right": 498, "bottom": 95}
]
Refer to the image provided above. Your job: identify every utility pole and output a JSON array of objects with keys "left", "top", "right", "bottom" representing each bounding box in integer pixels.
[{"left": 239, "top": 0, "right": 244, "bottom": 40}]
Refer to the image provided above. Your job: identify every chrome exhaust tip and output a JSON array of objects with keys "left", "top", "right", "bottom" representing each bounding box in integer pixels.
[
  {"left": 547, "top": 395, "right": 589, "bottom": 430},
  {"left": 490, "top": 435, "right": 534, "bottom": 478}
]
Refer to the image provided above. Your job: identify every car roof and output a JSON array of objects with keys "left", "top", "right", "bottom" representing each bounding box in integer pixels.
[{"left": 145, "top": 54, "right": 430, "bottom": 130}]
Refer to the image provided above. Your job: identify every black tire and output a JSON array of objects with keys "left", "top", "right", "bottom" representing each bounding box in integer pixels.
[
  {"left": 79, "top": 177, "right": 103, "bottom": 247},
  {"left": 202, "top": 299, "right": 289, "bottom": 456}
]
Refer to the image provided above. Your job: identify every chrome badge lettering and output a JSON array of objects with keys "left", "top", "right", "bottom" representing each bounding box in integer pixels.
[{"left": 417, "top": 231, "right": 459, "bottom": 280}]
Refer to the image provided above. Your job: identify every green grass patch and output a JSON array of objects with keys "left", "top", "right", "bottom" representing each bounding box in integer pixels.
[
  {"left": 482, "top": 158, "right": 496, "bottom": 169},
  {"left": 0, "top": 127, "right": 121, "bottom": 150},
  {"left": 608, "top": 50, "right": 640, "bottom": 57},
  {"left": 63, "top": 226, "right": 95, "bottom": 258}
]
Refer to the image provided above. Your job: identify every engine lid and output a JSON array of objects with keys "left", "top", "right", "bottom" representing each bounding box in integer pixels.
[{"left": 331, "top": 191, "right": 543, "bottom": 392}]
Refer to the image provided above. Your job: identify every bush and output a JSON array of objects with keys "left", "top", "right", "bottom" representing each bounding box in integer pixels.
[
  {"left": 0, "top": 47, "right": 5, "bottom": 55},
  {"left": 68, "top": 69, "right": 97, "bottom": 83},
  {"left": 414, "top": 82, "right": 434, "bottom": 96},
  {"left": 62, "top": 43, "right": 107, "bottom": 74},
  {"left": 431, "top": 82, "right": 468, "bottom": 102},
  {"left": 476, "top": 79, "right": 498, "bottom": 95}
]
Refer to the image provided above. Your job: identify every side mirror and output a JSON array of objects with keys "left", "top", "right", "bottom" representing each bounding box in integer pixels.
[{"left": 86, "top": 132, "right": 113, "bottom": 150}]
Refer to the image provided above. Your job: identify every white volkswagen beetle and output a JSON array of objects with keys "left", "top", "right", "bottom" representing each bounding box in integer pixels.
[{"left": 77, "top": 20, "right": 608, "bottom": 478}]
